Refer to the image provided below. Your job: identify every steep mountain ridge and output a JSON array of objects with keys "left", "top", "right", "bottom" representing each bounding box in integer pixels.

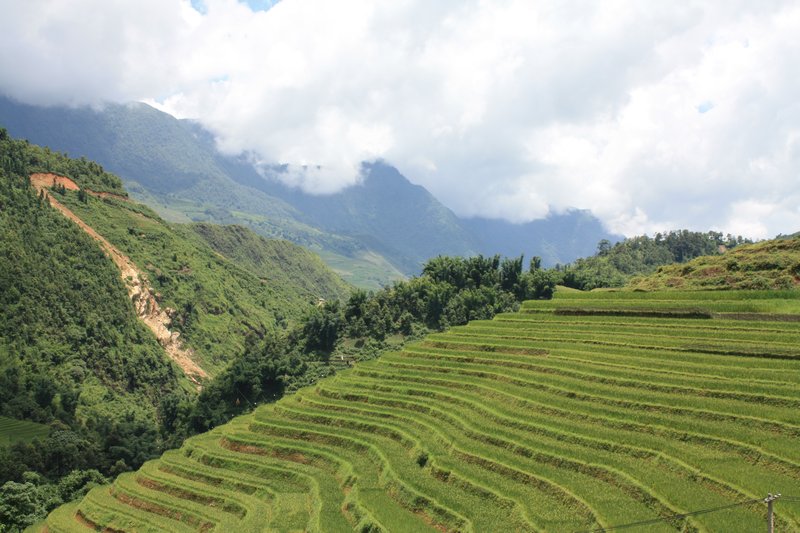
[
  {"left": 54, "top": 189, "right": 350, "bottom": 376},
  {"left": 256, "top": 161, "right": 481, "bottom": 273},
  {"left": 0, "top": 97, "right": 410, "bottom": 286},
  {"left": 0, "top": 96, "right": 619, "bottom": 285},
  {"left": 463, "top": 209, "right": 619, "bottom": 266},
  {"left": 0, "top": 129, "right": 189, "bottom": 492}
]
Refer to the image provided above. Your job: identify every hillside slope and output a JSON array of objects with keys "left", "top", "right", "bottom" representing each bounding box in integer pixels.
[
  {"left": 51, "top": 180, "right": 350, "bottom": 376},
  {"left": 462, "top": 208, "right": 619, "bottom": 267},
  {"left": 26, "top": 169, "right": 351, "bottom": 382},
  {"left": 30, "top": 173, "right": 208, "bottom": 385},
  {"left": 189, "top": 223, "right": 351, "bottom": 304},
  {"left": 258, "top": 161, "right": 480, "bottom": 273},
  {"left": 44, "top": 289, "right": 800, "bottom": 532},
  {"left": 0, "top": 96, "right": 402, "bottom": 286},
  {"left": 0, "top": 96, "right": 619, "bottom": 283},
  {"left": 628, "top": 234, "right": 800, "bottom": 290},
  {"left": 0, "top": 130, "right": 189, "bottom": 489},
  {"left": 0, "top": 130, "right": 359, "bottom": 529}
]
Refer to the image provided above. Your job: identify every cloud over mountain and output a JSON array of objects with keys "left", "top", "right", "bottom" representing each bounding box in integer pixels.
[{"left": 1, "top": 0, "right": 799, "bottom": 238}]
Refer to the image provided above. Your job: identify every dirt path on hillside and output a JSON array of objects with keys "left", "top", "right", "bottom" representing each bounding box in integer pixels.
[{"left": 31, "top": 173, "right": 208, "bottom": 386}]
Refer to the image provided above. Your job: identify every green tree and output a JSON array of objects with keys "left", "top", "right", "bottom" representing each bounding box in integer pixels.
[
  {"left": 56, "top": 469, "right": 107, "bottom": 503},
  {"left": 0, "top": 480, "right": 47, "bottom": 531},
  {"left": 302, "top": 301, "right": 343, "bottom": 352},
  {"left": 500, "top": 255, "right": 524, "bottom": 293}
]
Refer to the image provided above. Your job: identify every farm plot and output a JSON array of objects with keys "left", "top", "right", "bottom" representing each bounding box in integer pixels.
[
  {"left": 0, "top": 415, "right": 48, "bottom": 445},
  {"left": 42, "top": 290, "right": 800, "bottom": 531}
]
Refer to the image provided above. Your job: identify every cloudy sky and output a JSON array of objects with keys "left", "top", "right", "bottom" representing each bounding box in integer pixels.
[{"left": 1, "top": 0, "right": 799, "bottom": 238}]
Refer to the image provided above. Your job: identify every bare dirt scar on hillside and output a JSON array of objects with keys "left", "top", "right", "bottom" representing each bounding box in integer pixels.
[
  {"left": 30, "top": 172, "right": 129, "bottom": 201},
  {"left": 30, "top": 172, "right": 80, "bottom": 191},
  {"left": 30, "top": 173, "right": 208, "bottom": 386}
]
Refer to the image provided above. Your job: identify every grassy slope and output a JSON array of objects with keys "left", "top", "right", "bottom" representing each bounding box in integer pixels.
[
  {"left": 56, "top": 191, "right": 351, "bottom": 376},
  {"left": 46, "top": 289, "right": 800, "bottom": 532},
  {"left": 130, "top": 184, "right": 406, "bottom": 291},
  {"left": 317, "top": 249, "right": 406, "bottom": 291},
  {"left": 628, "top": 235, "right": 800, "bottom": 291},
  {"left": 189, "top": 222, "right": 351, "bottom": 303}
]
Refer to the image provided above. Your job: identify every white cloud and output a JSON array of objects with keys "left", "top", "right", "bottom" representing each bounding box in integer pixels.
[
  {"left": 0, "top": 0, "right": 200, "bottom": 105},
  {"left": 1, "top": 0, "right": 799, "bottom": 238}
]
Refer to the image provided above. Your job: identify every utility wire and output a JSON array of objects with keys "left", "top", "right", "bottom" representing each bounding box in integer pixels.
[{"left": 578, "top": 498, "right": 764, "bottom": 532}]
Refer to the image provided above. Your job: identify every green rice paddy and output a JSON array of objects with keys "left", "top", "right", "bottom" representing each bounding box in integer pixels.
[
  {"left": 0, "top": 415, "right": 48, "bottom": 446},
  {"left": 41, "top": 290, "right": 800, "bottom": 532}
]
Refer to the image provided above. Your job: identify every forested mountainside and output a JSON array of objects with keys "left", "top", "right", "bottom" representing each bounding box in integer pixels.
[
  {"left": 52, "top": 190, "right": 350, "bottom": 376},
  {"left": 257, "top": 161, "right": 480, "bottom": 274},
  {"left": 188, "top": 222, "right": 351, "bottom": 303},
  {"left": 0, "top": 97, "right": 395, "bottom": 287},
  {"left": 1, "top": 129, "right": 562, "bottom": 530},
  {"left": 0, "top": 97, "right": 619, "bottom": 286},
  {"left": 0, "top": 129, "right": 190, "bottom": 513},
  {"left": 0, "top": 130, "right": 351, "bottom": 526}
]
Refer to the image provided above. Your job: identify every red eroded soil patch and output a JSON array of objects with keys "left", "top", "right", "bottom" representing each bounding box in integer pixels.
[
  {"left": 221, "top": 438, "right": 268, "bottom": 455},
  {"left": 221, "top": 437, "right": 312, "bottom": 464},
  {"left": 112, "top": 489, "right": 213, "bottom": 530},
  {"left": 30, "top": 172, "right": 80, "bottom": 191},
  {"left": 30, "top": 172, "right": 129, "bottom": 201}
]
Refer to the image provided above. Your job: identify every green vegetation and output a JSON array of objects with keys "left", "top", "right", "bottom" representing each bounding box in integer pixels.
[
  {"left": 7, "top": 128, "right": 558, "bottom": 531},
  {"left": 56, "top": 190, "right": 351, "bottom": 374},
  {"left": 1, "top": 470, "right": 107, "bottom": 532},
  {"left": 0, "top": 130, "right": 354, "bottom": 530},
  {"left": 189, "top": 222, "right": 351, "bottom": 303},
  {"left": 7, "top": 124, "right": 800, "bottom": 531},
  {"left": 44, "top": 289, "right": 800, "bottom": 531},
  {"left": 0, "top": 417, "right": 48, "bottom": 446},
  {"left": 556, "top": 230, "right": 751, "bottom": 290},
  {"left": 317, "top": 249, "right": 406, "bottom": 291},
  {"left": 629, "top": 235, "right": 800, "bottom": 291},
  {"left": 0, "top": 99, "right": 428, "bottom": 288},
  {"left": 1, "top": 98, "right": 621, "bottom": 286},
  {"left": 0, "top": 129, "right": 189, "bottom": 530},
  {"left": 168, "top": 253, "right": 556, "bottom": 438}
]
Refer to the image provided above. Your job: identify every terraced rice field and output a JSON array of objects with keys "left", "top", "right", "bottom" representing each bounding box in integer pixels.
[
  {"left": 0, "top": 415, "right": 48, "bottom": 445},
  {"left": 43, "top": 290, "right": 800, "bottom": 532}
]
